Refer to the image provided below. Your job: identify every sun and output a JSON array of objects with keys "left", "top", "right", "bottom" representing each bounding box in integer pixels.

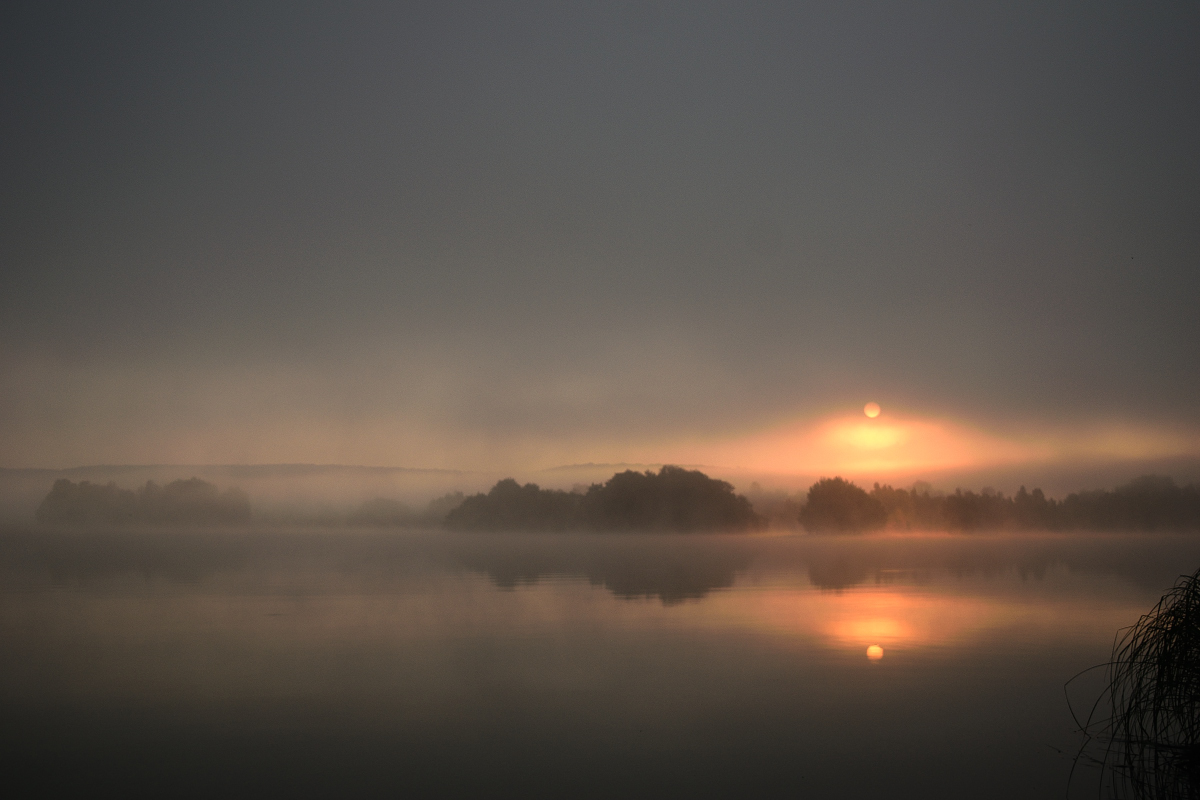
[
  {"left": 867, "top": 645, "right": 884, "bottom": 661},
  {"left": 863, "top": 402, "right": 881, "bottom": 418}
]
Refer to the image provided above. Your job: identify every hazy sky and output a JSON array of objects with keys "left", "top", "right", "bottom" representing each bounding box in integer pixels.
[{"left": 2, "top": 2, "right": 1198, "bottom": 473}]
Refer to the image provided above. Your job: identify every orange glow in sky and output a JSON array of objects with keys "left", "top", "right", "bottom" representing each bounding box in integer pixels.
[
  {"left": 688, "top": 410, "right": 1040, "bottom": 476},
  {"left": 668, "top": 404, "right": 1200, "bottom": 479}
]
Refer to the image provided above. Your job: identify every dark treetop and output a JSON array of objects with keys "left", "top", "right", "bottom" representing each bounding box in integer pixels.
[{"left": 445, "top": 466, "right": 764, "bottom": 533}]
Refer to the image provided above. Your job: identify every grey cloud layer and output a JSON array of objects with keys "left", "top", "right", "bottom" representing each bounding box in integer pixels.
[{"left": 2, "top": 1, "right": 1197, "bottom": 466}]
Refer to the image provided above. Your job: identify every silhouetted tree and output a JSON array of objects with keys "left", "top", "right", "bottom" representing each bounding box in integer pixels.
[
  {"left": 579, "top": 466, "right": 763, "bottom": 532},
  {"left": 445, "top": 479, "right": 583, "bottom": 531},
  {"left": 870, "top": 482, "right": 947, "bottom": 530},
  {"left": 1062, "top": 476, "right": 1200, "bottom": 530},
  {"left": 1012, "top": 485, "right": 1060, "bottom": 529},
  {"left": 799, "top": 478, "right": 886, "bottom": 532},
  {"left": 444, "top": 467, "right": 763, "bottom": 532},
  {"left": 36, "top": 479, "right": 138, "bottom": 524},
  {"left": 942, "top": 488, "right": 1017, "bottom": 530},
  {"left": 139, "top": 478, "right": 251, "bottom": 524}
]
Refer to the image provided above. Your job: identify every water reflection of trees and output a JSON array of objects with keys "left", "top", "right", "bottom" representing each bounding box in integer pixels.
[
  {"left": 453, "top": 533, "right": 1200, "bottom": 599},
  {"left": 447, "top": 535, "right": 754, "bottom": 604},
  {"left": 2, "top": 528, "right": 1199, "bottom": 604}
]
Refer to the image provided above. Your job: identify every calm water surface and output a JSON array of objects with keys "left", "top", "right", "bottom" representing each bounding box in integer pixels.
[{"left": 2, "top": 528, "right": 1198, "bottom": 798}]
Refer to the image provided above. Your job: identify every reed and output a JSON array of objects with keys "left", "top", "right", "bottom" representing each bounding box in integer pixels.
[{"left": 1072, "top": 568, "right": 1200, "bottom": 798}]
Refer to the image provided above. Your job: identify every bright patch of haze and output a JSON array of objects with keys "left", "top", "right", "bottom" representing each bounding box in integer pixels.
[
  {"left": 683, "top": 411, "right": 1200, "bottom": 483},
  {"left": 1, "top": 3, "right": 1198, "bottom": 475}
]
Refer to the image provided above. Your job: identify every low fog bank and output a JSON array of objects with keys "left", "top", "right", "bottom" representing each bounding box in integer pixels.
[
  {"left": 0, "top": 464, "right": 497, "bottom": 525},
  {"left": 31, "top": 477, "right": 469, "bottom": 530},
  {"left": 7, "top": 461, "right": 1200, "bottom": 533}
]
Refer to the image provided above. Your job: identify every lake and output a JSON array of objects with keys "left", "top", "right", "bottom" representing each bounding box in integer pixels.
[{"left": 2, "top": 527, "right": 1198, "bottom": 798}]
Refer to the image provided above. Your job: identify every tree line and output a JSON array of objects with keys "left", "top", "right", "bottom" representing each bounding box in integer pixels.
[
  {"left": 36, "top": 478, "right": 251, "bottom": 525},
  {"left": 446, "top": 465, "right": 765, "bottom": 532},
  {"left": 449, "top": 470, "right": 1200, "bottom": 533},
  {"left": 32, "top": 470, "right": 1200, "bottom": 532},
  {"left": 800, "top": 475, "right": 1200, "bottom": 532}
]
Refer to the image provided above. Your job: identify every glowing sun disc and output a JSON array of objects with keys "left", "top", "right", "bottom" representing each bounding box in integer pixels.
[
  {"left": 863, "top": 402, "right": 881, "bottom": 418},
  {"left": 867, "top": 645, "right": 884, "bottom": 660}
]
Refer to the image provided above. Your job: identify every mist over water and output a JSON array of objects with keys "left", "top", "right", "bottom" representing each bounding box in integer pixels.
[
  {"left": 3, "top": 526, "right": 1197, "bottom": 798},
  {"left": 4, "top": 4, "right": 1199, "bottom": 797}
]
